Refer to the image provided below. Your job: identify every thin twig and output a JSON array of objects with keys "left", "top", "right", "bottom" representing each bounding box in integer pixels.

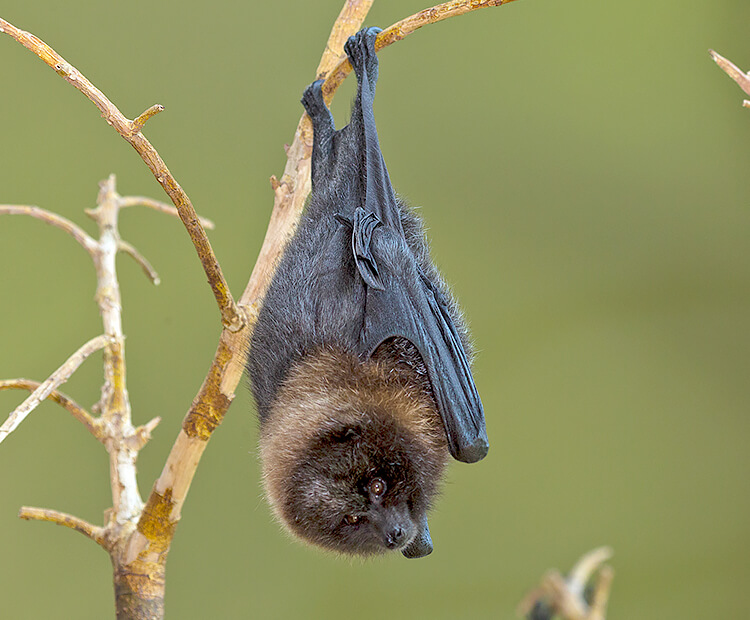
[
  {"left": 132, "top": 104, "right": 165, "bottom": 134},
  {"left": 710, "top": 50, "right": 750, "bottom": 101},
  {"left": 0, "top": 334, "right": 110, "bottom": 444},
  {"left": 128, "top": 416, "right": 162, "bottom": 451},
  {"left": 568, "top": 547, "right": 613, "bottom": 597},
  {"left": 119, "top": 196, "right": 215, "bottom": 230},
  {"left": 517, "top": 547, "right": 614, "bottom": 620},
  {"left": 0, "top": 379, "right": 101, "bottom": 439},
  {"left": 0, "top": 204, "right": 97, "bottom": 255},
  {"left": 0, "top": 17, "right": 242, "bottom": 331},
  {"left": 19, "top": 506, "right": 108, "bottom": 549},
  {"left": 118, "top": 240, "right": 161, "bottom": 285}
]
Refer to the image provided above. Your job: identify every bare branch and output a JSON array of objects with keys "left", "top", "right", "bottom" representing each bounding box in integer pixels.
[
  {"left": 19, "top": 506, "right": 107, "bottom": 549},
  {"left": 118, "top": 240, "right": 161, "bottom": 285},
  {"left": 0, "top": 334, "right": 110, "bottom": 445},
  {"left": 0, "top": 379, "right": 101, "bottom": 439},
  {"left": 0, "top": 204, "right": 97, "bottom": 255},
  {"left": 0, "top": 17, "right": 242, "bottom": 331},
  {"left": 119, "top": 196, "right": 215, "bottom": 230}
]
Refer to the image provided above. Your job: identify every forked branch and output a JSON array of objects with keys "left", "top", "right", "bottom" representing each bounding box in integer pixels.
[
  {"left": 0, "top": 379, "right": 100, "bottom": 439},
  {"left": 0, "top": 17, "right": 242, "bottom": 331}
]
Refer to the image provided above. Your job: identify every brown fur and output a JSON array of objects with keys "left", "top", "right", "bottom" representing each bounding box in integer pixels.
[{"left": 260, "top": 346, "right": 448, "bottom": 555}]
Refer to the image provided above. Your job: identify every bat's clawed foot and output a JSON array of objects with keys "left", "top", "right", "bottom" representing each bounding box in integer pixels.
[
  {"left": 345, "top": 27, "right": 381, "bottom": 87},
  {"left": 301, "top": 79, "right": 328, "bottom": 120}
]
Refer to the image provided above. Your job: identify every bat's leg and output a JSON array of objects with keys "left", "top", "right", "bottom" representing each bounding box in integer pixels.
[
  {"left": 343, "top": 27, "right": 403, "bottom": 231},
  {"left": 301, "top": 79, "right": 335, "bottom": 188}
]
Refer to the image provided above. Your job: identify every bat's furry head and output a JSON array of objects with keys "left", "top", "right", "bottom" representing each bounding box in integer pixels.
[{"left": 259, "top": 347, "right": 448, "bottom": 556}]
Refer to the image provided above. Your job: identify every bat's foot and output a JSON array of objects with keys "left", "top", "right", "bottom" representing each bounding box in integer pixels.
[
  {"left": 301, "top": 79, "right": 329, "bottom": 121},
  {"left": 345, "top": 27, "right": 381, "bottom": 88}
]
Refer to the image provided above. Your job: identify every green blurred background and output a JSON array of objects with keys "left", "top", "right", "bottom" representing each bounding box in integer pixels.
[{"left": 1, "top": 1, "right": 748, "bottom": 618}]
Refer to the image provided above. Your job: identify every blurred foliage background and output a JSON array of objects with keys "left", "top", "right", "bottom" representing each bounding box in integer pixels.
[{"left": 1, "top": 1, "right": 748, "bottom": 618}]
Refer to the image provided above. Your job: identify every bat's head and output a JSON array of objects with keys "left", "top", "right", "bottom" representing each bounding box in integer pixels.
[{"left": 259, "top": 348, "right": 448, "bottom": 556}]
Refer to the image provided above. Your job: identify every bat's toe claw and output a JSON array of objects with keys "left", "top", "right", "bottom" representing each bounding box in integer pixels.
[{"left": 301, "top": 79, "right": 326, "bottom": 117}]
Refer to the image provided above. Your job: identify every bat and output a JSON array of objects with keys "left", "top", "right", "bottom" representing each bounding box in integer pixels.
[{"left": 247, "top": 27, "right": 488, "bottom": 559}]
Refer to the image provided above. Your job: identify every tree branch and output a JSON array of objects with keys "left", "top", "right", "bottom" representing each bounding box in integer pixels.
[
  {"left": 18, "top": 506, "right": 108, "bottom": 549},
  {"left": 0, "top": 204, "right": 97, "bottom": 255},
  {"left": 0, "top": 17, "right": 242, "bottom": 331},
  {"left": 0, "top": 379, "right": 101, "bottom": 439},
  {"left": 0, "top": 334, "right": 110, "bottom": 445},
  {"left": 710, "top": 50, "right": 750, "bottom": 108}
]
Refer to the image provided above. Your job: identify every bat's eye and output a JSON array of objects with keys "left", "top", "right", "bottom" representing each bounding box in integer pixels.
[
  {"left": 344, "top": 514, "right": 361, "bottom": 525},
  {"left": 369, "top": 477, "right": 386, "bottom": 498}
]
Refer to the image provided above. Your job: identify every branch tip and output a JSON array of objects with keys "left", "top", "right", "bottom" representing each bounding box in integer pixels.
[
  {"left": 129, "top": 416, "right": 162, "bottom": 450},
  {"left": 118, "top": 240, "right": 160, "bottom": 285},
  {"left": 131, "top": 104, "right": 165, "bottom": 134},
  {"left": 710, "top": 49, "right": 750, "bottom": 99}
]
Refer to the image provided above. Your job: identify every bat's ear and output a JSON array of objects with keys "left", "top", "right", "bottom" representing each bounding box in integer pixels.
[{"left": 401, "top": 516, "right": 433, "bottom": 559}]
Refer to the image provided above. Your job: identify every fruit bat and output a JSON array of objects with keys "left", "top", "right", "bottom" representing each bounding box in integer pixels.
[{"left": 247, "top": 27, "right": 488, "bottom": 559}]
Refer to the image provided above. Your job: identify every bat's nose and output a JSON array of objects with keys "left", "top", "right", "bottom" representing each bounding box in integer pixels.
[{"left": 385, "top": 525, "right": 407, "bottom": 549}]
